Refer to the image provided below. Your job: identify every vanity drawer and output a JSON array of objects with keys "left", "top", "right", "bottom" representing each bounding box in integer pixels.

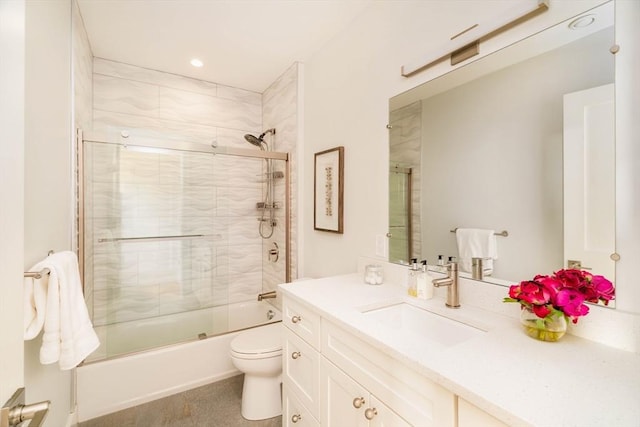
[
  {"left": 283, "top": 296, "right": 321, "bottom": 350},
  {"left": 283, "top": 383, "right": 320, "bottom": 427},
  {"left": 321, "top": 319, "right": 455, "bottom": 427},
  {"left": 283, "top": 327, "right": 321, "bottom": 420}
]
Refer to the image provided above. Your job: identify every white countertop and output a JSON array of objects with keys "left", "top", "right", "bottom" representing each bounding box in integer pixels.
[{"left": 279, "top": 273, "right": 640, "bottom": 427}]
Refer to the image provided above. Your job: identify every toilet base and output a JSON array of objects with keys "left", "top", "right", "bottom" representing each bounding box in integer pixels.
[{"left": 240, "top": 374, "right": 282, "bottom": 420}]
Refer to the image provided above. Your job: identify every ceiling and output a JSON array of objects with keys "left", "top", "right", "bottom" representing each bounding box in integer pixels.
[{"left": 77, "top": 0, "right": 373, "bottom": 93}]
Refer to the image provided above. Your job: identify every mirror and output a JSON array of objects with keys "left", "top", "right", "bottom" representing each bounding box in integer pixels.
[{"left": 388, "top": 2, "right": 615, "bottom": 291}]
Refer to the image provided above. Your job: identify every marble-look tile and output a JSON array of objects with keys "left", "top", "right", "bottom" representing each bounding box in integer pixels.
[
  {"left": 263, "top": 88, "right": 297, "bottom": 129},
  {"left": 216, "top": 127, "right": 257, "bottom": 149},
  {"left": 262, "top": 62, "right": 298, "bottom": 106},
  {"left": 227, "top": 217, "right": 264, "bottom": 247},
  {"left": 93, "top": 110, "right": 223, "bottom": 148},
  {"left": 87, "top": 142, "right": 120, "bottom": 183},
  {"left": 94, "top": 74, "right": 159, "bottom": 118},
  {"left": 226, "top": 272, "right": 263, "bottom": 304},
  {"left": 95, "top": 58, "right": 218, "bottom": 98},
  {"left": 92, "top": 285, "right": 160, "bottom": 326},
  {"left": 265, "top": 114, "right": 297, "bottom": 154},
  {"left": 84, "top": 60, "right": 301, "bottom": 354},
  {"left": 217, "top": 84, "right": 261, "bottom": 106},
  {"left": 72, "top": 0, "right": 93, "bottom": 130},
  {"left": 117, "top": 149, "right": 161, "bottom": 184},
  {"left": 179, "top": 217, "right": 221, "bottom": 237},
  {"left": 92, "top": 110, "right": 173, "bottom": 139},
  {"left": 216, "top": 186, "right": 261, "bottom": 218},
  {"left": 389, "top": 100, "right": 421, "bottom": 123},
  {"left": 389, "top": 117, "right": 421, "bottom": 148},
  {"left": 158, "top": 87, "right": 261, "bottom": 130}
]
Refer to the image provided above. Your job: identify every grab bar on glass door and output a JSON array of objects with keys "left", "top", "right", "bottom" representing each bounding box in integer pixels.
[{"left": 97, "top": 234, "right": 219, "bottom": 243}]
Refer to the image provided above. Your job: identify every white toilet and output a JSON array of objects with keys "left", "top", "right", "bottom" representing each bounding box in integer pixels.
[{"left": 230, "top": 322, "right": 283, "bottom": 420}]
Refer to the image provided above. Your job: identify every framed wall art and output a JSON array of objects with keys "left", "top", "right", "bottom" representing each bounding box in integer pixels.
[{"left": 314, "top": 146, "right": 344, "bottom": 233}]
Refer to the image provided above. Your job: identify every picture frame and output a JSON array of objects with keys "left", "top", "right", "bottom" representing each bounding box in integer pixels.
[{"left": 314, "top": 146, "right": 344, "bottom": 233}]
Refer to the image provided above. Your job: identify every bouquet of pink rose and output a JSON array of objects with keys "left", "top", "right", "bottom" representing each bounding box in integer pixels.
[{"left": 504, "top": 268, "right": 615, "bottom": 324}]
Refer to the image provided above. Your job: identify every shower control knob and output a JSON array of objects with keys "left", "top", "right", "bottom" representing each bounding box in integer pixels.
[
  {"left": 291, "top": 351, "right": 301, "bottom": 359},
  {"left": 291, "top": 414, "right": 302, "bottom": 423},
  {"left": 352, "top": 397, "right": 365, "bottom": 408},
  {"left": 291, "top": 315, "right": 302, "bottom": 323},
  {"left": 364, "top": 407, "right": 378, "bottom": 420}
]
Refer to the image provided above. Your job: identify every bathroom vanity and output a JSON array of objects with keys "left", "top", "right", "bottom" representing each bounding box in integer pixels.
[{"left": 279, "top": 273, "right": 640, "bottom": 427}]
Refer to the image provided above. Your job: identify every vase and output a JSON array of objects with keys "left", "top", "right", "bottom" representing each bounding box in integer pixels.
[{"left": 519, "top": 307, "right": 567, "bottom": 342}]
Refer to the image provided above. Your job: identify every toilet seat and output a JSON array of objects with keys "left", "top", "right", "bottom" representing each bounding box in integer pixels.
[{"left": 230, "top": 322, "right": 282, "bottom": 359}]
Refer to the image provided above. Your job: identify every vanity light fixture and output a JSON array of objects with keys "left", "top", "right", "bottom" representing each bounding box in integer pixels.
[
  {"left": 190, "top": 58, "right": 204, "bottom": 68},
  {"left": 401, "top": 0, "right": 549, "bottom": 78}
]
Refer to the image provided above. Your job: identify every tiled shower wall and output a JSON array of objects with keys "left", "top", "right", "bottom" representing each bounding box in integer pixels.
[
  {"left": 389, "top": 101, "right": 422, "bottom": 263},
  {"left": 86, "top": 57, "right": 296, "bottom": 327},
  {"left": 262, "top": 63, "right": 300, "bottom": 304},
  {"left": 72, "top": 0, "right": 94, "bottom": 316}
]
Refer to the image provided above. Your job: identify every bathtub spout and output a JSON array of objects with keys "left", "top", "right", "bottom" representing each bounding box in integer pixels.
[{"left": 257, "top": 291, "right": 277, "bottom": 301}]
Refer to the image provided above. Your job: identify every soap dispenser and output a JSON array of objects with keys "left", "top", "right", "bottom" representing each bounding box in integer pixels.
[
  {"left": 417, "top": 260, "right": 434, "bottom": 300},
  {"left": 407, "top": 258, "right": 418, "bottom": 297},
  {"left": 437, "top": 255, "right": 445, "bottom": 273}
]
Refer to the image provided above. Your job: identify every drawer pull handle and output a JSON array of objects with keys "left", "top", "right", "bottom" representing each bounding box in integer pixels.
[
  {"left": 291, "top": 414, "right": 302, "bottom": 423},
  {"left": 364, "top": 407, "right": 378, "bottom": 420},
  {"left": 352, "top": 397, "right": 365, "bottom": 409},
  {"left": 291, "top": 351, "right": 301, "bottom": 359},
  {"left": 291, "top": 315, "right": 302, "bottom": 323}
]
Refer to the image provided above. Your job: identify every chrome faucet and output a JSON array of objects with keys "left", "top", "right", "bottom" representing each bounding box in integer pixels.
[
  {"left": 432, "top": 262, "right": 460, "bottom": 308},
  {"left": 257, "top": 290, "right": 277, "bottom": 301}
]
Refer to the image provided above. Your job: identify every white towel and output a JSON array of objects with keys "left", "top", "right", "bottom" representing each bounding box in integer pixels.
[
  {"left": 24, "top": 251, "right": 100, "bottom": 370},
  {"left": 455, "top": 228, "right": 498, "bottom": 275}
]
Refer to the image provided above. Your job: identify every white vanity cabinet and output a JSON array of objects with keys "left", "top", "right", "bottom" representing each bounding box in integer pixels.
[
  {"left": 283, "top": 297, "right": 322, "bottom": 424},
  {"left": 283, "top": 383, "right": 320, "bottom": 427},
  {"left": 320, "top": 357, "right": 411, "bottom": 427},
  {"left": 282, "top": 295, "right": 456, "bottom": 427},
  {"left": 457, "top": 398, "right": 509, "bottom": 427}
]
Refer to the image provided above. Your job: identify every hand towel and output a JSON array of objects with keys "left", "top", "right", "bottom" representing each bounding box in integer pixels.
[
  {"left": 24, "top": 251, "right": 100, "bottom": 370},
  {"left": 455, "top": 228, "right": 498, "bottom": 275}
]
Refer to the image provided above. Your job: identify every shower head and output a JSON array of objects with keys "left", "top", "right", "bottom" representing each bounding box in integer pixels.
[
  {"left": 244, "top": 133, "right": 265, "bottom": 149},
  {"left": 244, "top": 128, "right": 276, "bottom": 150}
]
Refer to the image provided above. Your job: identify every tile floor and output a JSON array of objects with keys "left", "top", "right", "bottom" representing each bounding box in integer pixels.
[{"left": 77, "top": 375, "right": 282, "bottom": 427}]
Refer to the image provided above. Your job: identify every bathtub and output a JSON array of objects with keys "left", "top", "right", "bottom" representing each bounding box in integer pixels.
[{"left": 76, "top": 300, "right": 282, "bottom": 422}]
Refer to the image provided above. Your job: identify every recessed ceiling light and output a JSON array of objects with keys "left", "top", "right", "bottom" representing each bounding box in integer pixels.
[
  {"left": 190, "top": 58, "right": 203, "bottom": 68},
  {"left": 568, "top": 14, "right": 596, "bottom": 30}
]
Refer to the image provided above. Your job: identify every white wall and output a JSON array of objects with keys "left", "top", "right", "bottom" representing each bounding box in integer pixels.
[
  {"left": 24, "top": 0, "right": 74, "bottom": 426},
  {"left": 0, "top": 0, "right": 26, "bottom": 405},
  {"left": 302, "top": 0, "right": 640, "bottom": 314}
]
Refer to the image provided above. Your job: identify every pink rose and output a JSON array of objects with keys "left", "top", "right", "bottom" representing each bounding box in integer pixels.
[{"left": 555, "top": 289, "right": 589, "bottom": 323}]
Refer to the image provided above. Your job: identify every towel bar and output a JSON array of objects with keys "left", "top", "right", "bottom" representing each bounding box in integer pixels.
[
  {"left": 24, "top": 268, "right": 50, "bottom": 280},
  {"left": 24, "top": 250, "right": 55, "bottom": 279},
  {"left": 450, "top": 228, "right": 508, "bottom": 237}
]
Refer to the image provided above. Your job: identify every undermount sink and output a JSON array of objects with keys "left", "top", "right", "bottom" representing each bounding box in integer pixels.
[{"left": 361, "top": 303, "right": 484, "bottom": 347}]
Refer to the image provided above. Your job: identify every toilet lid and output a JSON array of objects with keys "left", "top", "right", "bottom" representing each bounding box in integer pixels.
[{"left": 230, "top": 322, "right": 282, "bottom": 355}]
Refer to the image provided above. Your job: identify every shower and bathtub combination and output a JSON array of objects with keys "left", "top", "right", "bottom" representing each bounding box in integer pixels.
[{"left": 76, "top": 128, "right": 289, "bottom": 421}]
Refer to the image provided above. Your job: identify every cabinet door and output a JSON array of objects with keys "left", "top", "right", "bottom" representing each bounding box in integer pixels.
[
  {"left": 321, "top": 358, "right": 369, "bottom": 427},
  {"left": 283, "top": 328, "right": 320, "bottom": 419},
  {"left": 458, "top": 398, "right": 509, "bottom": 427},
  {"left": 369, "top": 395, "right": 412, "bottom": 427},
  {"left": 283, "top": 383, "right": 320, "bottom": 427}
]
